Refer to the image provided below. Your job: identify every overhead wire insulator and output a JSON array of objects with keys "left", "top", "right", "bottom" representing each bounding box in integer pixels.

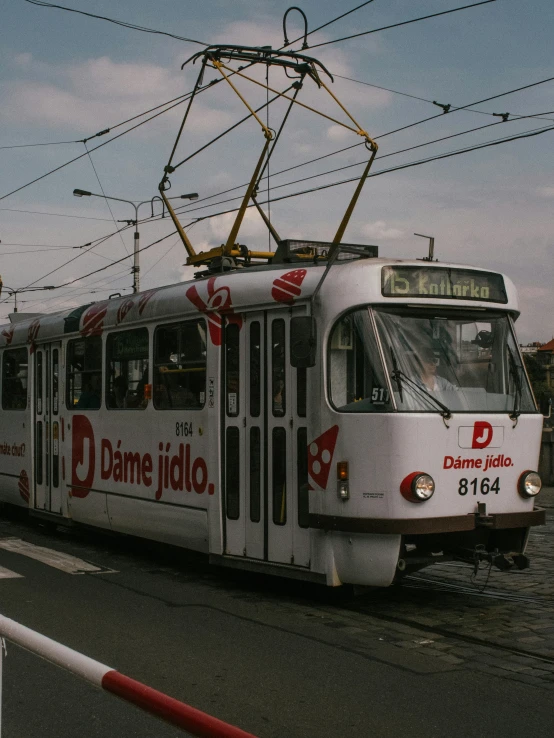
[{"left": 432, "top": 101, "right": 451, "bottom": 114}]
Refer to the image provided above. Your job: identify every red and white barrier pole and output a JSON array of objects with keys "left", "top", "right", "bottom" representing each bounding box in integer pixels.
[{"left": 0, "top": 614, "right": 257, "bottom": 738}]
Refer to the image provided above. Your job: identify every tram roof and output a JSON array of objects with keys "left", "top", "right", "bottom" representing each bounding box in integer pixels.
[{"left": 0, "top": 256, "right": 518, "bottom": 348}]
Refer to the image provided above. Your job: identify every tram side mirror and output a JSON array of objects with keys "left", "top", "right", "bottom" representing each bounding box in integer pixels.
[
  {"left": 290, "top": 316, "right": 317, "bottom": 368},
  {"left": 472, "top": 330, "right": 493, "bottom": 348}
]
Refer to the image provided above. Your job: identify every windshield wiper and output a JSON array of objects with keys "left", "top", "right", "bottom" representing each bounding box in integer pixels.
[
  {"left": 507, "top": 346, "right": 522, "bottom": 420},
  {"left": 389, "top": 348, "right": 403, "bottom": 403},
  {"left": 389, "top": 359, "right": 452, "bottom": 421}
]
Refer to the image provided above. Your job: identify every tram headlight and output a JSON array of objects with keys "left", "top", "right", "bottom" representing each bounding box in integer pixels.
[
  {"left": 400, "top": 472, "right": 435, "bottom": 503},
  {"left": 518, "top": 471, "right": 541, "bottom": 498}
]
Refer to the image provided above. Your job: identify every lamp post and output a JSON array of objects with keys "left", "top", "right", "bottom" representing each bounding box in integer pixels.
[
  {"left": 1, "top": 285, "right": 55, "bottom": 313},
  {"left": 73, "top": 190, "right": 198, "bottom": 294}
]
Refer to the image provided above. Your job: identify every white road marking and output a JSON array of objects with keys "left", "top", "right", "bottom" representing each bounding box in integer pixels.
[
  {"left": 0, "top": 565, "right": 23, "bottom": 579},
  {"left": 0, "top": 538, "right": 116, "bottom": 575}
]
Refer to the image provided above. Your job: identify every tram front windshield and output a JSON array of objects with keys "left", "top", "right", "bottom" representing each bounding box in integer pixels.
[{"left": 328, "top": 307, "right": 536, "bottom": 414}]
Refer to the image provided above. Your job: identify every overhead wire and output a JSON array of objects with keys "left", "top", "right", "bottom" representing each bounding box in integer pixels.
[
  {"left": 283, "top": 0, "right": 376, "bottom": 49},
  {"left": 334, "top": 74, "right": 554, "bottom": 123},
  {"left": 21, "top": 121, "right": 553, "bottom": 298},
  {"left": 308, "top": 0, "right": 498, "bottom": 50},
  {"left": 83, "top": 141, "right": 131, "bottom": 259},
  {"left": 0, "top": 207, "right": 113, "bottom": 221},
  {"left": 164, "top": 109, "right": 552, "bottom": 222},
  {"left": 159, "top": 71, "right": 554, "bottom": 220},
  {"left": 22, "top": 0, "right": 209, "bottom": 47},
  {"left": 0, "top": 139, "right": 81, "bottom": 150},
  {"left": 7, "top": 5, "right": 554, "bottom": 300},
  {"left": 0, "top": 90, "right": 195, "bottom": 202}
]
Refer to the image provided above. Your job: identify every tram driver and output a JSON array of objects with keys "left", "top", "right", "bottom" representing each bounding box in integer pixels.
[{"left": 414, "top": 346, "right": 457, "bottom": 393}]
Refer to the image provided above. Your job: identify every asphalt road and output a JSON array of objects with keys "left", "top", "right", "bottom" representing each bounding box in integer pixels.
[{"left": 0, "top": 496, "right": 552, "bottom": 738}]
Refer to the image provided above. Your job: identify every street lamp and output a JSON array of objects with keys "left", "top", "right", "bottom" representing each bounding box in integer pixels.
[
  {"left": 73, "top": 190, "right": 199, "bottom": 294},
  {"left": 1, "top": 285, "right": 55, "bottom": 313}
]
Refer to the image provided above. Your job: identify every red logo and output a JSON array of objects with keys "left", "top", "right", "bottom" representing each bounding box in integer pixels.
[
  {"left": 308, "top": 425, "right": 339, "bottom": 490},
  {"left": 2, "top": 326, "right": 15, "bottom": 346},
  {"left": 116, "top": 299, "right": 134, "bottom": 325},
  {"left": 186, "top": 277, "right": 242, "bottom": 346},
  {"left": 138, "top": 290, "right": 157, "bottom": 316},
  {"left": 272, "top": 269, "right": 307, "bottom": 304},
  {"left": 81, "top": 302, "right": 108, "bottom": 337},
  {"left": 472, "top": 421, "right": 494, "bottom": 449},
  {"left": 27, "top": 319, "right": 40, "bottom": 355},
  {"left": 18, "top": 470, "right": 29, "bottom": 503},
  {"left": 71, "top": 415, "right": 95, "bottom": 498}
]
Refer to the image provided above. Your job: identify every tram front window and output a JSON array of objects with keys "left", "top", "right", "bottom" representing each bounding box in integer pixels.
[
  {"left": 374, "top": 308, "right": 536, "bottom": 413},
  {"left": 329, "top": 308, "right": 536, "bottom": 414}
]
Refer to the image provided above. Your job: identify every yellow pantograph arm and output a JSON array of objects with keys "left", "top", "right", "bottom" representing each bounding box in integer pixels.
[{"left": 215, "top": 61, "right": 364, "bottom": 137}]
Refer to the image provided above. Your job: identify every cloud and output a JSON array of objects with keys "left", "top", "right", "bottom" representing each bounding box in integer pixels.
[
  {"left": 536, "top": 186, "right": 554, "bottom": 198},
  {"left": 327, "top": 125, "right": 351, "bottom": 142},
  {"left": 361, "top": 220, "right": 405, "bottom": 240},
  {"left": 208, "top": 207, "right": 268, "bottom": 243},
  {"left": 14, "top": 52, "right": 33, "bottom": 67},
  {"left": 1, "top": 56, "right": 232, "bottom": 134}
]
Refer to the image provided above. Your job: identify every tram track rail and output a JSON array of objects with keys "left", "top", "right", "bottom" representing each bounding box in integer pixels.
[{"left": 335, "top": 572, "right": 554, "bottom": 669}]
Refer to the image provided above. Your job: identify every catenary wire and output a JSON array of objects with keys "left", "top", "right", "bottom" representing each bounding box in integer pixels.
[
  {"left": 308, "top": 0, "right": 498, "bottom": 50},
  {"left": 334, "top": 74, "right": 554, "bottom": 123},
  {"left": 84, "top": 142, "right": 131, "bottom": 259},
  {"left": 22, "top": 0, "right": 209, "bottom": 47},
  {"left": 165, "top": 112, "right": 551, "bottom": 221},
  {"left": 283, "top": 0, "right": 376, "bottom": 49},
  {"left": 23, "top": 122, "right": 553, "bottom": 297},
  {"left": 0, "top": 139, "right": 81, "bottom": 150},
  {"left": 0, "top": 91, "right": 195, "bottom": 202},
  {"left": 0, "top": 207, "right": 113, "bottom": 221}
]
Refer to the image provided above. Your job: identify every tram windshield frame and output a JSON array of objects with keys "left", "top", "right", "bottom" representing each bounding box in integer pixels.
[{"left": 328, "top": 306, "right": 537, "bottom": 414}]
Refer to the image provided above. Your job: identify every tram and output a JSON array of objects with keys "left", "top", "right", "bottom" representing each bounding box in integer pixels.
[
  {"left": 0, "top": 41, "right": 544, "bottom": 586},
  {"left": 0, "top": 246, "right": 544, "bottom": 586}
]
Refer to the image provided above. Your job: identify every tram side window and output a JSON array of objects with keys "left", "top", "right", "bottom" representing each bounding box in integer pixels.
[
  {"left": 106, "top": 328, "right": 149, "bottom": 410},
  {"left": 153, "top": 320, "right": 206, "bottom": 410},
  {"left": 225, "top": 323, "right": 240, "bottom": 417},
  {"left": 67, "top": 338, "right": 102, "bottom": 410},
  {"left": 272, "top": 319, "right": 286, "bottom": 417},
  {"left": 2, "top": 348, "right": 28, "bottom": 410},
  {"left": 329, "top": 311, "right": 392, "bottom": 413}
]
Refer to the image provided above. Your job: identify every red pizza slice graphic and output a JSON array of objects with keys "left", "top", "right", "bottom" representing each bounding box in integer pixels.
[
  {"left": 308, "top": 425, "right": 339, "bottom": 490},
  {"left": 19, "top": 470, "right": 29, "bottom": 503},
  {"left": 186, "top": 277, "right": 242, "bottom": 346},
  {"left": 116, "top": 298, "right": 134, "bottom": 325},
  {"left": 2, "top": 325, "right": 15, "bottom": 346},
  {"left": 138, "top": 290, "right": 157, "bottom": 316},
  {"left": 271, "top": 269, "right": 307, "bottom": 304},
  {"left": 81, "top": 302, "right": 108, "bottom": 337},
  {"left": 27, "top": 319, "right": 41, "bottom": 355}
]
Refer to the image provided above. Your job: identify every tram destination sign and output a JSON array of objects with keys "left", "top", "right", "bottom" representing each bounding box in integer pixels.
[{"left": 381, "top": 266, "right": 508, "bottom": 304}]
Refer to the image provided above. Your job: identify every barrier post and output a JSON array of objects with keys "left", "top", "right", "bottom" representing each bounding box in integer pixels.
[{"left": 0, "top": 614, "right": 257, "bottom": 737}]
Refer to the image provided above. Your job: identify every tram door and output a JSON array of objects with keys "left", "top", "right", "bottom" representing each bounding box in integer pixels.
[
  {"left": 34, "top": 343, "right": 62, "bottom": 514},
  {"left": 223, "top": 310, "right": 310, "bottom": 568}
]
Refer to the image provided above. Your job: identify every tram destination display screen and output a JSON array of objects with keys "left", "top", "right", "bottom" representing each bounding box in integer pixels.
[{"left": 381, "top": 266, "right": 508, "bottom": 304}]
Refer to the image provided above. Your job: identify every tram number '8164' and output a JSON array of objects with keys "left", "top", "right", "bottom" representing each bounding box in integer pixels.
[
  {"left": 458, "top": 477, "right": 500, "bottom": 496},
  {"left": 175, "top": 422, "right": 193, "bottom": 437}
]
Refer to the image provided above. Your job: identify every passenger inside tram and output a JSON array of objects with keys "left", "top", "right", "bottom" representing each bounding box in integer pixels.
[{"left": 76, "top": 373, "right": 101, "bottom": 409}]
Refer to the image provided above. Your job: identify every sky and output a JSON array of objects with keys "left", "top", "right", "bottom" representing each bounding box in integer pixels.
[{"left": 1, "top": 0, "right": 553, "bottom": 343}]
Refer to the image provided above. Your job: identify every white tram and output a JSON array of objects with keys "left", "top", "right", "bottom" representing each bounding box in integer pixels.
[{"left": 0, "top": 243, "right": 544, "bottom": 586}]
